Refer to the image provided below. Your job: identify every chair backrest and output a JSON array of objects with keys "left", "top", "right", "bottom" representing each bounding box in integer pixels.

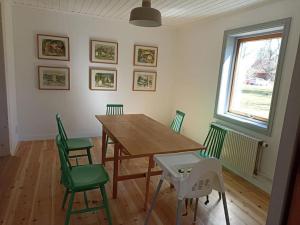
[
  {"left": 56, "top": 113, "right": 68, "bottom": 140},
  {"left": 106, "top": 104, "right": 124, "bottom": 115},
  {"left": 182, "top": 157, "right": 225, "bottom": 199},
  {"left": 56, "top": 134, "right": 73, "bottom": 188},
  {"left": 202, "top": 124, "right": 227, "bottom": 159},
  {"left": 170, "top": 110, "right": 185, "bottom": 133}
]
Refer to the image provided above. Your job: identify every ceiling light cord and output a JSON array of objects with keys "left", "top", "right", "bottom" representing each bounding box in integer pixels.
[{"left": 142, "top": 0, "right": 151, "bottom": 8}]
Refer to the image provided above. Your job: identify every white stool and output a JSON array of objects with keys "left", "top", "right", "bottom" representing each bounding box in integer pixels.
[{"left": 144, "top": 152, "right": 230, "bottom": 225}]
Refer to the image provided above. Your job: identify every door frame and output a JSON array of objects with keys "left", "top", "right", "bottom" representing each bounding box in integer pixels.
[{"left": 267, "top": 37, "right": 300, "bottom": 225}]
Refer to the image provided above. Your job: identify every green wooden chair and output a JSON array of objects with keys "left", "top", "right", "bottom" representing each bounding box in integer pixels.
[
  {"left": 106, "top": 104, "right": 124, "bottom": 115},
  {"left": 56, "top": 135, "right": 112, "bottom": 225},
  {"left": 198, "top": 123, "right": 227, "bottom": 159},
  {"left": 105, "top": 104, "right": 124, "bottom": 153},
  {"left": 56, "top": 114, "right": 94, "bottom": 164},
  {"left": 170, "top": 110, "right": 185, "bottom": 133}
]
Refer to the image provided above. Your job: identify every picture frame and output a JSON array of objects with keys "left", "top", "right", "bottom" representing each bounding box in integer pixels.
[
  {"left": 134, "top": 45, "right": 158, "bottom": 67},
  {"left": 37, "top": 34, "right": 70, "bottom": 61},
  {"left": 89, "top": 68, "right": 117, "bottom": 91},
  {"left": 38, "top": 66, "right": 70, "bottom": 90},
  {"left": 133, "top": 70, "right": 157, "bottom": 91},
  {"left": 90, "top": 40, "right": 118, "bottom": 64}
]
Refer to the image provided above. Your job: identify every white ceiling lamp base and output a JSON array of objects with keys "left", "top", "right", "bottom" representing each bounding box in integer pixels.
[{"left": 129, "top": 0, "right": 162, "bottom": 27}]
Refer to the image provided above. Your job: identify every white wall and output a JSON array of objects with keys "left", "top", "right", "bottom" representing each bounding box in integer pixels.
[
  {"left": 12, "top": 6, "right": 177, "bottom": 140},
  {"left": 1, "top": 0, "right": 18, "bottom": 155},
  {"left": 173, "top": 0, "right": 300, "bottom": 191}
]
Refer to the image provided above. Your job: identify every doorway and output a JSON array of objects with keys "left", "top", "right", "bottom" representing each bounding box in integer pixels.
[{"left": 0, "top": 3, "right": 10, "bottom": 156}]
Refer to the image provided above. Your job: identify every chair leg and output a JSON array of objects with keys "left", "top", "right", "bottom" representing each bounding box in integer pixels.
[
  {"left": 144, "top": 178, "right": 164, "bottom": 225},
  {"left": 204, "top": 195, "right": 209, "bottom": 205},
  {"left": 176, "top": 199, "right": 183, "bottom": 225},
  {"left": 83, "top": 191, "right": 89, "bottom": 208},
  {"left": 105, "top": 136, "right": 109, "bottom": 153},
  {"left": 100, "top": 185, "right": 112, "bottom": 225},
  {"left": 193, "top": 198, "right": 199, "bottom": 223},
  {"left": 87, "top": 148, "right": 93, "bottom": 164},
  {"left": 183, "top": 199, "right": 188, "bottom": 216},
  {"left": 62, "top": 188, "right": 69, "bottom": 209},
  {"left": 218, "top": 191, "right": 222, "bottom": 200},
  {"left": 65, "top": 192, "right": 75, "bottom": 225},
  {"left": 222, "top": 193, "right": 230, "bottom": 225}
]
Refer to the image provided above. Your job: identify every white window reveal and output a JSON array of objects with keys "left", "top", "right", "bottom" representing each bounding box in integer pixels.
[{"left": 215, "top": 18, "right": 291, "bottom": 135}]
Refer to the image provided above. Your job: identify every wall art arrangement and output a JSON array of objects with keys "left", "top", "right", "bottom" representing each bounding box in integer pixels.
[
  {"left": 37, "top": 34, "right": 70, "bottom": 61},
  {"left": 133, "top": 70, "right": 157, "bottom": 91},
  {"left": 38, "top": 66, "right": 70, "bottom": 90},
  {"left": 37, "top": 34, "right": 70, "bottom": 91},
  {"left": 36, "top": 33, "right": 159, "bottom": 92},
  {"left": 133, "top": 44, "right": 158, "bottom": 92},
  {"left": 89, "top": 68, "right": 117, "bottom": 91},
  {"left": 90, "top": 40, "right": 118, "bottom": 64},
  {"left": 134, "top": 45, "right": 158, "bottom": 67}
]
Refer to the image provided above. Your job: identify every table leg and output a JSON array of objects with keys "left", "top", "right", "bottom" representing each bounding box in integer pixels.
[
  {"left": 144, "top": 155, "right": 154, "bottom": 210},
  {"left": 101, "top": 129, "right": 107, "bottom": 165},
  {"left": 112, "top": 143, "right": 120, "bottom": 199}
]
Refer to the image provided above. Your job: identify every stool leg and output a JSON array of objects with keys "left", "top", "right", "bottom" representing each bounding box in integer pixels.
[
  {"left": 222, "top": 193, "right": 230, "bottom": 225},
  {"left": 176, "top": 199, "right": 183, "bottom": 225},
  {"left": 144, "top": 178, "right": 164, "bottom": 225},
  {"left": 193, "top": 198, "right": 199, "bottom": 223}
]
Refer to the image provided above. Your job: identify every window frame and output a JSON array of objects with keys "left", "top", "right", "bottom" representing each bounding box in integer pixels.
[{"left": 214, "top": 18, "right": 291, "bottom": 136}]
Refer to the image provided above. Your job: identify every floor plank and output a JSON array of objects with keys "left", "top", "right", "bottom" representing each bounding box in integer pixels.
[{"left": 0, "top": 139, "right": 270, "bottom": 225}]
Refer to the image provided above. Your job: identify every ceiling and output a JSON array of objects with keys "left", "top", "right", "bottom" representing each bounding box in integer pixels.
[{"left": 11, "top": 0, "right": 277, "bottom": 26}]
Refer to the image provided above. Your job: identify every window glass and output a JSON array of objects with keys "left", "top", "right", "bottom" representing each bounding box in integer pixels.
[{"left": 228, "top": 34, "right": 282, "bottom": 122}]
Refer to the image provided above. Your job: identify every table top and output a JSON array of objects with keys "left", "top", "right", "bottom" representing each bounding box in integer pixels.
[{"left": 96, "top": 114, "right": 205, "bottom": 157}]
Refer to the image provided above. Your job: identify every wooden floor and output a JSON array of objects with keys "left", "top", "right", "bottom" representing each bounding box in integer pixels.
[{"left": 0, "top": 139, "right": 270, "bottom": 225}]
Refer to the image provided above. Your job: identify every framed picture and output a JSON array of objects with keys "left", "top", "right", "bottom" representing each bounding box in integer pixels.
[
  {"left": 134, "top": 45, "right": 158, "bottom": 67},
  {"left": 90, "top": 40, "right": 118, "bottom": 64},
  {"left": 37, "top": 34, "right": 70, "bottom": 61},
  {"left": 38, "top": 66, "right": 70, "bottom": 90},
  {"left": 89, "top": 68, "right": 117, "bottom": 91},
  {"left": 133, "top": 70, "right": 157, "bottom": 91}
]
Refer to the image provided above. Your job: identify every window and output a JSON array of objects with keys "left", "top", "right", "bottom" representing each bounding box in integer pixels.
[{"left": 215, "top": 18, "right": 291, "bottom": 135}]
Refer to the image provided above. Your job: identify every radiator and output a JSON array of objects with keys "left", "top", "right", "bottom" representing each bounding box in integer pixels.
[{"left": 216, "top": 124, "right": 264, "bottom": 177}]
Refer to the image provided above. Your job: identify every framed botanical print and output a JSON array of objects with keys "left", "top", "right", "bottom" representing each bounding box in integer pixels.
[
  {"left": 90, "top": 40, "right": 118, "bottom": 64},
  {"left": 133, "top": 70, "right": 157, "bottom": 91},
  {"left": 134, "top": 45, "right": 158, "bottom": 67},
  {"left": 38, "top": 66, "right": 70, "bottom": 90},
  {"left": 37, "top": 34, "right": 70, "bottom": 61},
  {"left": 89, "top": 68, "right": 117, "bottom": 91}
]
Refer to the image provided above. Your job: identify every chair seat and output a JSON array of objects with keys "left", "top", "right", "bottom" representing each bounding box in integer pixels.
[
  {"left": 70, "top": 164, "right": 109, "bottom": 190},
  {"left": 67, "top": 138, "right": 93, "bottom": 150}
]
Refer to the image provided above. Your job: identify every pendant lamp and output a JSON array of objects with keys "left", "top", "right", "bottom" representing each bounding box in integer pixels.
[{"left": 129, "top": 0, "right": 162, "bottom": 27}]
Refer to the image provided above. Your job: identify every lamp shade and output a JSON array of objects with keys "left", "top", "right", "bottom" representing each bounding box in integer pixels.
[{"left": 129, "top": 0, "right": 162, "bottom": 27}]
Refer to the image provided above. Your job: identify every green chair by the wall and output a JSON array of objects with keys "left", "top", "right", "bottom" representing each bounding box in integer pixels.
[
  {"left": 56, "top": 135, "right": 112, "bottom": 225},
  {"left": 56, "top": 113, "right": 94, "bottom": 164},
  {"left": 198, "top": 123, "right": 227, "bottom": 159},
  {"left": 170, "top": 110, "right": 186, "bottom": 133},
  {"left": 104, "top": 104, "right": 124, "bottom": 153}
]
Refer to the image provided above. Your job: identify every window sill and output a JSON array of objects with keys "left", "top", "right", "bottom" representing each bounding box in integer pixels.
[{"left": 215, "top": 112, "right": 270, "bottom": 135}]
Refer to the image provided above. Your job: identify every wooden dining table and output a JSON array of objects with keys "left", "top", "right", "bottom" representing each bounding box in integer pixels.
[{"left": 95, "top": 114, "right": 205, "bottom": 210}]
